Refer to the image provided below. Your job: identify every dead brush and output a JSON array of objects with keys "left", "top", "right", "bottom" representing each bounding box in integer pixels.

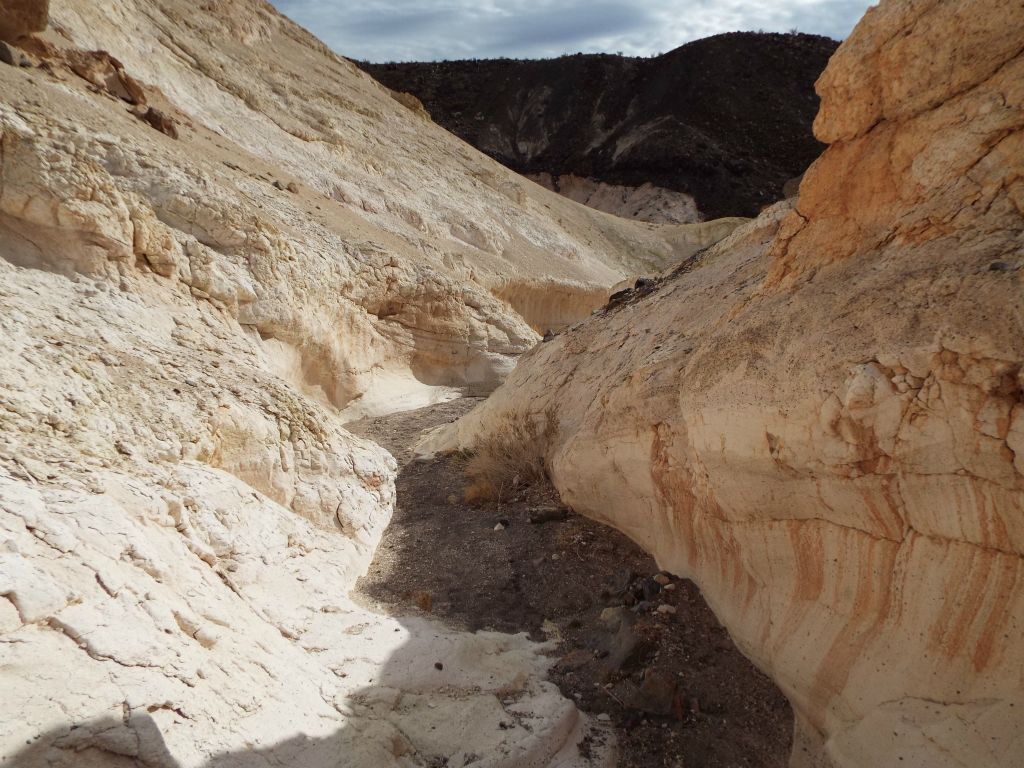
[{"left": 463, "top": 411, "right": 557, "bottom": 504}]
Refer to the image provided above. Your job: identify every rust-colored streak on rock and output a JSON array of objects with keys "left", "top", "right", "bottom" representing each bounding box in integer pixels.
[
  {"left": 810, "top": 532, "right": 897, "bottom": 724},
  {"left": 970, "top": 552, "right": 1021, "bottom": 672},
  {"left": 928, "top": 541, "right": 1021, "bottom": 674},
  {"left": 433, "top": 2, "right": 1024, "bottom": 765},
  {"left": 789, "top": 521, "right": 826, "bottom": 603}
]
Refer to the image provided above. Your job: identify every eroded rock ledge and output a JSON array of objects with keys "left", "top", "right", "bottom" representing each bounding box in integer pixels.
[
  {"left": 0, "top": 0, "right": 740, "bottom": 763},
  {"left": 435, "top": 1, "right": 1024, "bottom": 765}
]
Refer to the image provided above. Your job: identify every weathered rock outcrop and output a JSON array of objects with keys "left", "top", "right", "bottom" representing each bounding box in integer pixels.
[
  {"left": 0, "top": 0, "right": 49, "bottom": 42},
  {"left": 0, "top": 0, "right": 750, "bottom": 763},
  {"left": 434, "top": 1, "right": 1024, "bottom": 765},
  {"left": 0, "top": 0, "right": 742, "bottom": 412}
]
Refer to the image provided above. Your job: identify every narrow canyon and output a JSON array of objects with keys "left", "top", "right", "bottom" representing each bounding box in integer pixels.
[{"left": 0, "top": 1, "right": 1021, "bottom": 768}]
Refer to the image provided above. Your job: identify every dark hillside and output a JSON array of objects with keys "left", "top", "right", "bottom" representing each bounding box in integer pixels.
[{"left": 360, "top": 32, "right": 838, "bottom": 218}]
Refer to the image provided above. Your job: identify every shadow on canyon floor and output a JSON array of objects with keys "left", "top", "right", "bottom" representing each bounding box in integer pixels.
[
  {"left": 350, "top": 399, "right": 793, "bottom": 768},
  {"left": 7, "top": 398, "right": 792, "bottom": 768},
  {"left": 5, "top": 609, "right": 579, "bottom": 768},
  {"left": 4, "top": 713, "right": 358, "bottom": 768}
]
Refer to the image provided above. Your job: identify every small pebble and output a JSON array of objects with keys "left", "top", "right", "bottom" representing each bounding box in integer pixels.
[
  {"left": 494, "top": 522, "right": 505, "bottom": 531},
  {"left": 434, "top": 662, "right": 444, "bottom": 670},
  {"left": 597, "top": 713, "right": 611, "bottom": 722},
  {"left": 663, "top": 583, "right": 676, "bottom": 591},
  {"left": 656, "top": 604, "right": 676, "bottom": 615}
]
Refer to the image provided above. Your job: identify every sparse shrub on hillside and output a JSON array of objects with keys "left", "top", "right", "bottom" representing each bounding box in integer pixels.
[
  {"left": 463, "top": 410, "right": 558, "bottom": 504},
  {"left": 358, "top": 33, "right": 838, "bottom": 219}
]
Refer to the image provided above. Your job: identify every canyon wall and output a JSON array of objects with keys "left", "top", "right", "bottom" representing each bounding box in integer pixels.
[
  {"left": 435, "top": 1, "right": 1024, "bottom": 765},
  {"left": 1, "top": 0, "right": 740, "bottom": 416},
  {"left": 0, "top": 0, "right": 744, "bottom": 763}
]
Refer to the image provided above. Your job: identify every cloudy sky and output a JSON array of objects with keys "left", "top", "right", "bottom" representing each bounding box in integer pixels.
[{"left": 269, "top": 0, "right": 875, "bottom": 62}]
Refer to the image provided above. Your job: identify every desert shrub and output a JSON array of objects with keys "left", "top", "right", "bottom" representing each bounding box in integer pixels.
[{"left": 463, "top": 410, "right": 557, "bottom": 503}]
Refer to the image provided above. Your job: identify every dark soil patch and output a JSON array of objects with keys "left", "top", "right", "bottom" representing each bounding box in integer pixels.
[{"left": 348, "top": 398, "right": 793, "bottom": 768}]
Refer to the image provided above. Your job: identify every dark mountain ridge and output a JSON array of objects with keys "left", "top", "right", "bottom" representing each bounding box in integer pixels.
[{"left": 360, "top": 32, "right": 839, "bottom": 219}]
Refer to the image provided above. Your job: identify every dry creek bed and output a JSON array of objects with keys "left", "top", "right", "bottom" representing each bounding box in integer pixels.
[{"left": 348, "top": 398, "right": 792, "bottom": 768}]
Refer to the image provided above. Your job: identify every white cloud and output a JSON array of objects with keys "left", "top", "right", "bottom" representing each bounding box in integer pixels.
[{"left": 270, "top": 0, "right": 876, "bottom": 61}]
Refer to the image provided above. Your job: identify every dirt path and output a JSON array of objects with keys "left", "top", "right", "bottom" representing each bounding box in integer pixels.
[{"left": 348, "top": 398, "right": 792, "bottom": 768}]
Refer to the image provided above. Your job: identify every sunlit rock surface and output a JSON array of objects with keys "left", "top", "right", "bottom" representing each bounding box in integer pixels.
[
  {"left": 0, "top": 0, "right": 746, "bottom": 762},
  {"left": 435, "top": 1, "right": 1024, "bottom": 765}
]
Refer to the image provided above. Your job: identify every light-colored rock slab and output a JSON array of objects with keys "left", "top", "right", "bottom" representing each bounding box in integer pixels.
[{"left": 0, "top": 0, "right": 642, "bottom": 763}]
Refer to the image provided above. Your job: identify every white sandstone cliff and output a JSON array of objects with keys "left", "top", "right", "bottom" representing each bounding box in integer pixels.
[
  {"left": 0, "top": 0, "right": 751, "bottom": 763},
  {"left": 525, "top": 173, "right": 704, "bottom": 225},
  {"left": 434, "top": 1, "right": 1024, "bottom": 766},
  {"left": 2, "top": 0, "right": 742, "bottom": 414}
]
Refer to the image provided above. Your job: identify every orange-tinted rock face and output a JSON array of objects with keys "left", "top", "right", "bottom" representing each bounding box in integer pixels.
[
  {"left": 436, "top": 2, "right": 1024, "bottom": 766},
  {"left": 0, "top": 0, "right": 49, "bottom": 41},
  {"left": 768, "top": 0, "right": 1024, "bottom": 284},
  {"left": 813, "top": 0, "right": 1024, "bottom": 144}
]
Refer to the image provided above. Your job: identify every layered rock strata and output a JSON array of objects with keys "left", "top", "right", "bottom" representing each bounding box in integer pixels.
[
  {"left": 433, "top": 1, "right": 1024, "bottom": 765},
  {"left": 0, "top": 0, "right": 745, "bottom": 763}
]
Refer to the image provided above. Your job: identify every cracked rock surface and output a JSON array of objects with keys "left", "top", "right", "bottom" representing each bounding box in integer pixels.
[
  {"left": 0, "top": 0, "right": 730, "bottom": 762},
  {"left": 432, "top": 1, "right": 1024, "bottom": 766}
]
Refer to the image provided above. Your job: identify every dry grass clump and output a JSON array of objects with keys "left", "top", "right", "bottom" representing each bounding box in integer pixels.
[{"left": 463, "top": 411, "right": 557, "bottom": 504}]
